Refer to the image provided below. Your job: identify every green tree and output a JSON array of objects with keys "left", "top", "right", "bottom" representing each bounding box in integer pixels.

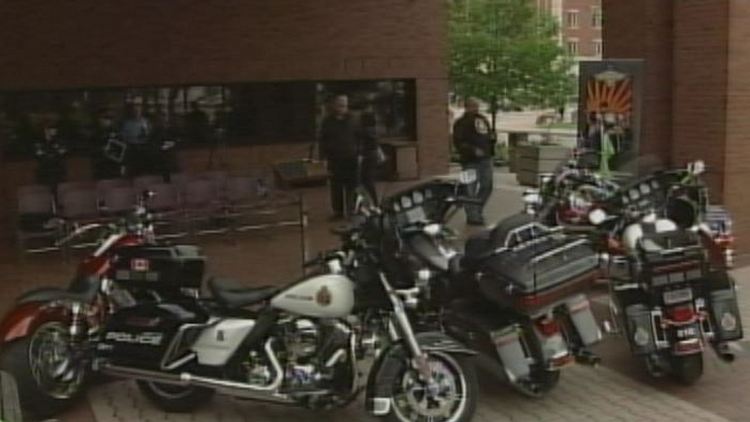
[{"left": 450, "top": 0, "right": 575, "bottom": 131}]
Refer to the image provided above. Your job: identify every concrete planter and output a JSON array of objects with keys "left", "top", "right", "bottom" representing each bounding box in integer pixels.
[{"left": 515, "top": 144, "right": 570, "bottom": 186}]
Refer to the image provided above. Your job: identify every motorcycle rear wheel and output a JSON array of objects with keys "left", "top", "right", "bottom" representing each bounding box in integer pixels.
[
  {"left": 670, "top": 353, "right": 703, "bottom": 385},
  {"left": 136, "top": 380, "right": 215, "bottom": 412},
  {"left": 0, "top": 321, "right": 87, "bottom": 420},
  {"left": 511, "top": 368, "right": 561, "bottom": 398}
]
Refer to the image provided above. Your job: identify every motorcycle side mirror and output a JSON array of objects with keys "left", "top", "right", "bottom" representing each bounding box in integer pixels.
[
  {"left": 588, "top": 208, "right": 608, "bottom": 226},
  {"left": 458, "top": 169, "right": 477, "bottom": 185},
  {"left": 537, "top": 173, "right": 554, "bottom": 187}
]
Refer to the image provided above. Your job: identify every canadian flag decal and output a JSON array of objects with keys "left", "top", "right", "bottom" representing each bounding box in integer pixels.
[{"left": 131, "top": 258, "right": 150, "bottom": 272}]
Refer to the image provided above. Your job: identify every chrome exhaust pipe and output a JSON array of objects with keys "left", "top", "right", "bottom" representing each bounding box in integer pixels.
[{"left": 101, "top": 339, "right": 294, "bottom": 403}]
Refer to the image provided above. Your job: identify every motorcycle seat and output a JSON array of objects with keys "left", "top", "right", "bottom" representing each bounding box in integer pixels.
[{"left": 208, "top": 278, "right": 280, "bottom": 308}]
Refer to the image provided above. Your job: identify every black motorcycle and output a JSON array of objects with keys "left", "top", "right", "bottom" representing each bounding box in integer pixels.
[
  {"left": 587, "top": 164, "right": 743, "bottom": 384},
  {"left": 2, "top": 189, "right": 479, "bottom": 422},
  {"left": 369, "top": 175, "right": 603, "bottom": 397}
]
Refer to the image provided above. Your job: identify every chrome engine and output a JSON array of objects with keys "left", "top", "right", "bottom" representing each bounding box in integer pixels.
[{"left": 243, "top": 318, "right": 353, "bottom": 394}]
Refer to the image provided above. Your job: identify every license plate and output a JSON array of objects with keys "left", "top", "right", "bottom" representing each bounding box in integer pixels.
[
  {"left": 676, "top": 326, "right": 699, "bottom": 339},
  {"left": 663, "top": 288, "right": 693, "bottom": 305}
]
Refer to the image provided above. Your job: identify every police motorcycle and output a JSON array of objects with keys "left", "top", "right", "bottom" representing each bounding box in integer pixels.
[
  {"left": 586, "top": 161, "right": 743, "bottom": 384},
  {"left": 2, "top": 193, "right": 479, "bottom": 422},
  {"left": 369, "top": 171, "right": 603, "bottom": 397},
  {"left": 0, "top": 192, "right": 177, "bottom": 419}
]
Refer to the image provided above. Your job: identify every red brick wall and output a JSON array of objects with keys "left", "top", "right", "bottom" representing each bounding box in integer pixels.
[
  {"left": 671, "top": 0, "right": 729, "bottom": 198},
  {"left": 0, "top": 0, "right": 446, "bottom": 88},
  {"left": 603, "top": 0, "right": 673, "bottom": 161},
  {"left": 724, "top": 0, "right": 750, "bottom": 253}
]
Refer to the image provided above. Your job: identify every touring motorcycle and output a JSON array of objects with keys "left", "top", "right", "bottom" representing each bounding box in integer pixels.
[
  {"left": 366, "top": 174, "right": 603, "bottom": 397},
  {"left": 0, "top": 193, "right": 171, "bottom": 418},
  {"left": 0, "top": 192, "right": 479, "bottom": 422},
  {"left": 585, "top": 161, "right": 742, "bottom": 384}
]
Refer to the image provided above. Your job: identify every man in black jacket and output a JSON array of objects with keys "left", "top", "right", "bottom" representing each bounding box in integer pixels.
[
  {"left": 452, "top": 97, "right": 495, "bottom": 226},
  {"left": 319, "top": 95, "right": 376, "bottom": 219}
]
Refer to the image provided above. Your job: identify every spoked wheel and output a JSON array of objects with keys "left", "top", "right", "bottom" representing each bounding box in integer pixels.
[
  {"left": 389, "top": 352, "right": 477, "bottom": 422},
  {"left": 670, "top": 353, "right": 703, "bottom": 385},
  {"left": 0, "top": 321, "right": 87, "bottom": 419}
]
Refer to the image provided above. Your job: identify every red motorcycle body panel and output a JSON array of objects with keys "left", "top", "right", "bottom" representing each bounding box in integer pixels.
[{"left": 0, "top": 302, "right": 68, "bottom": 344}]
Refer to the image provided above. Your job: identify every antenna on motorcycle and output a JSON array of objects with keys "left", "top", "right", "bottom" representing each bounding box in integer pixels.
[{"left": 687, "top": 160, "right": 706, "bottom": 176}]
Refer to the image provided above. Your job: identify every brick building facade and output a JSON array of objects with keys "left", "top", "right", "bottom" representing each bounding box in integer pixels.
[
  {"left": 0, "top": 0, "right": 449, "bottom": 240},
  {"left": 537, "top": 0, "right": 602, "bottom": 61},
  {"left": 603, "top": 0, "right": 750, "bottom": 254}
]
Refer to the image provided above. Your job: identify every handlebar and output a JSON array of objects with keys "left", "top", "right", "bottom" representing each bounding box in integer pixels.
[{"left": 55, "top": 223, "right": 106, "bottom": 246}]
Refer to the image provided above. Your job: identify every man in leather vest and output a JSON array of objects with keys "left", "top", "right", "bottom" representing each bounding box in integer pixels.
[{"left": 452, "top": 97, "right": 495, "bottom": 226}]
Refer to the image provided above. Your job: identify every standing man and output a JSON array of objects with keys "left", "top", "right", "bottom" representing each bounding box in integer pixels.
[
  {"left": 452, "top": 97, "right": 495, "bottom": 226},
  {"left": 319, "top": 94, "right": 367, "bottom": 220}
]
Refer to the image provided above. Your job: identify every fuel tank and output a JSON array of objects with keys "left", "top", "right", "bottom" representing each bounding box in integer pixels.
[{"left": 270, "top": 274, "right": 355, "bottom": 318}]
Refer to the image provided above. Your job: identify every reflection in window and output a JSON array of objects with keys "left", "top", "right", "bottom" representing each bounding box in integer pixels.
[
  {"left": 316, "top": 80, "right": 416, "bottom": 140},
  {"left": 0, "top": 79, "right": 416, "bottom": 160}
]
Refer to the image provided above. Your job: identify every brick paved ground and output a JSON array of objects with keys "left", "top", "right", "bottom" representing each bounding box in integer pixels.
[{"left": 2, "top": 168, "right": 749, "bottom": 421}]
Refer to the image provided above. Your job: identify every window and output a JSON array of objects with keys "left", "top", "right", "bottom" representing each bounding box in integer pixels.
[
  {"left": 567, "top": 39, "right": 579, "bottom": 56},
  {"left": 593, "top": 39, "right": 603, "bottom": 57},
  {"left": 316, "top": 80, "right": 416, "bottom": 140},
  {"left": 566, "top": 10, "right": 579, "bottom": 29},
  {"left": 592, "top": 6, "right": 603, "bottom": 28}
]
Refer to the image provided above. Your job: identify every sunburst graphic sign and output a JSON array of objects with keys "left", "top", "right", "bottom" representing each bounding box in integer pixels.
[
  {"left": 586, "top": 71, "right": 632, "bottom": 115},
  {"left": 578, "top": 60, "right": 643, "bottom": 173}
]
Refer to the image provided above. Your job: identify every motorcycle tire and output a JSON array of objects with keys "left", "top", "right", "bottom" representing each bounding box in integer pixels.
[
  {"left": 387, "top": 352, "right": 478, "bottom": 422},
  {"left": 670, "top": 353, "right": 703, "bottom": 385},
  {"left": 136, "top": 380, "right": 215, "bottom": 413},
  {"left": 512, "top": 368, "right": 561, "bottom": 398},
  {"left": 0, "top": 324, "right": 86, "bottom": 420}
]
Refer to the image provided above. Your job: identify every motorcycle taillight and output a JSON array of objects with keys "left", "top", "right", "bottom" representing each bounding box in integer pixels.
[
  {"left": 536, "top": 317, "right": 561, "bottom": 337},
  {"left": 667, "top": 305, "right": 695, "bottom": 323}
]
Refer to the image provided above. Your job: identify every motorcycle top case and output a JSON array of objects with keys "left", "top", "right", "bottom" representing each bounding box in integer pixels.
[
  {"left": 464, "top": 214, "right": 599, "bottom": 313},
  {"left": 110, "top": 245, "right": 205, "bottom": 291},
  {"left": 636, "top": 230, "right": 706, "bottom": 287},
  {"left": 98, "top": 301, "right": 208, "bottom": 369}
]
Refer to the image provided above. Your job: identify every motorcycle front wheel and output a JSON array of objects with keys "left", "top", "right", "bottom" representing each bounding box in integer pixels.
[
  {"left": 388, "top": 351, "right": 477, "bottom": 422},
  {"left": 670, "top": 353, "right": 703, "bottom": 385},
  {"left": 0, "top": 321, "right": 87, "bottom": 419}
]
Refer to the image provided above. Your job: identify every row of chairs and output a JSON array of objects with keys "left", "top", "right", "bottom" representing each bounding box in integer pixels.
[{"left": 16, "top": 171, "right": 304, "bottom": 253}]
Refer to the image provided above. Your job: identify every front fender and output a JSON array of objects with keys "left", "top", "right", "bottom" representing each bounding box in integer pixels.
[
  {"left": 0, "top": 301, "right": 69, "bottom": 344},
  {"left": 364, "top": 331, "right": 474, "bottom": 416}
]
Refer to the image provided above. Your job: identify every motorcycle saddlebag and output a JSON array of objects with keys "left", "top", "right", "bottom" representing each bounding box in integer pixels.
[
  {"left": 624, "top": 303, "right": 658, "bottom": 355},
  {"left": 473, "top": 216, "right": 600, "bottom": 313},
  {"left": 707, "top": 273, "right": 743, "bottom": 342},
  {"left": 98, "top": 301, "right": 208, "bottom": 369},
  {"left": 111, "top": 245, "right": 205, "bottom": 291}
]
